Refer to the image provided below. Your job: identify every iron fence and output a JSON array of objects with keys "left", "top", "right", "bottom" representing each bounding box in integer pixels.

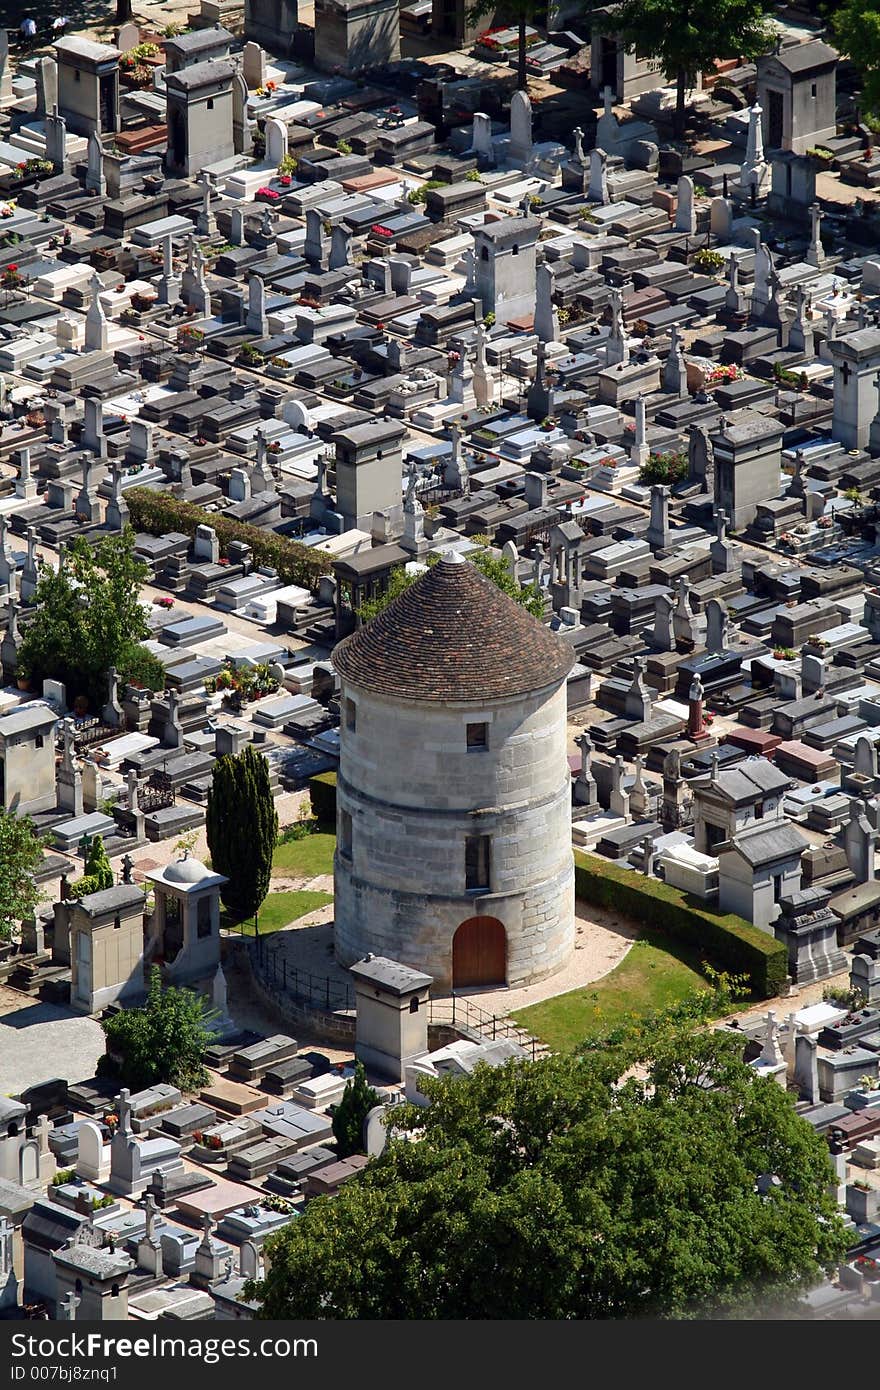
[
  {"left": 250, "top": 938, "right": 546, "bottom": 1057},
  {"left": 253, "top": 935, "right": 355, "bottom": 1013},
  {"left": 72, "top": 717, "right": 119, "bottom": 751}
]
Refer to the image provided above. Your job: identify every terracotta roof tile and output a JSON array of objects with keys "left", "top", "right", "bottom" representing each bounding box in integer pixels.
[{"left": 333, "top": 554, "right": 574, "bottom": 703}]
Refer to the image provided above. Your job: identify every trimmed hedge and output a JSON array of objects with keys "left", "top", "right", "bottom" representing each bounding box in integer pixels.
[
  {"left": 126, "top": 488, "right": 334, "bottom": 591},
  {"left": 573, "top": 851, "right": 787, "bottom": 1000},
  {"left": 309, "top": 770, "right": 337, "bottom": 823}
]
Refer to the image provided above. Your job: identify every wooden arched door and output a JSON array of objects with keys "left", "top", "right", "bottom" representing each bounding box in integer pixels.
[{"left": 453, "top": 916, "right": 506, "bottom": 988}]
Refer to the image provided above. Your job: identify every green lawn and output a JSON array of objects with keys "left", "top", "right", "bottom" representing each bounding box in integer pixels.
[
  {"left": 272, "top": 826, "right": 336, "bottom": 879},
  {"left": 513, "top": 928, "right": 709, "bottom": 1053},
  {"left": 223, "top": 889, "right": 333, "bottom": 937}
]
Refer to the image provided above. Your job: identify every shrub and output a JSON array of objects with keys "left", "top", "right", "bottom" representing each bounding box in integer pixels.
[
  {"left": 693, "top": 248, "right": 724, "bottom": 274},
  {"left": 52, "top": 1169, "right": 75, "bottom": 1186},
  {"left": 573, "top": 851, "right": 787, "bottom": 998},
  {"left": 125, "top": 489, "right": 333, "bottom": 592},
  {"left": 638, "top": 450, "right": 688, "bottom": 486},
  {"left": 407, "top": 178, "right": 447, "bottom": 205},
  {"left": 309, "top": 770, "right": 337, "bottom": 823}
]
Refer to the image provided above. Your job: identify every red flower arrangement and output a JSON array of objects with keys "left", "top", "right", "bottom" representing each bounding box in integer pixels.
[{"left": 256, "top": 186, "right": 280, "bottom": 200}]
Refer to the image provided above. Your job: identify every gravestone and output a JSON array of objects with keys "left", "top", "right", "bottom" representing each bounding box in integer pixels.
[
  {"left": 472, "top": 112, "right": 494, "bottom": 162},
  {"left": 76, "top": 1121, "right": 106, "bottom": 1182},
  {"left": 265, "top": 116, "right": 287, "bottom": 167},
  {"left": 674, "top": 175, "right": 695, "bottom": 234},
  {"left": 509, "top": 90, "right": 533, "bottom": 167},
  {"left": 242, "top": 41, "right": 267, "bottom": 90},
  {"left": 85, "top": 131, "right": 106, "bottom": 196}
]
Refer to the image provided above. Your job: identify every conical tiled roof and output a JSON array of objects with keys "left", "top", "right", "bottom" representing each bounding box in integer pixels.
[{"left": 333, "top": 553, "right": 574, "bottom": 703}]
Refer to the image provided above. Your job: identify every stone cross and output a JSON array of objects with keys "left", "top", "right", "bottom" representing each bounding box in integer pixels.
[
  {"left": 625, "top": 657, "right": 652, "bottom": 722},
  {"left": 144, "top": 1192, "right": 158, "bottom": 1243},
  {"left": 199, "top": 1212, "right": 215, "bottom": 1252},
  {"left": 46, "top": 103, "right": 67, "bottom": 173},
  {"left": 198, "top": 172, "right": 216, "bottom": 237},
  {"left": 641, "top": 833, "right": 655, "bottom": 877},
  {"left": 807, "top": 203, "right": 824, "bottom": 269},
  {"left": 575, "top": 730, "right": 593, "bottom": 780},
  {"left": 117, "top": 1088, "right": 132, "bottom": 1136},
  {"left": 572, "top": 126, "right": 586, "bottom": 165},
  {"left": 609, "top": 755, "right": 630, "bottom": 820},
  {"left": 663, "top": 323, "right": 687, "bottom": 397},
  {"left": 761, "top": 1010, "right": 785, "bottom": 1067},
  {"left": 60, "top": 1291, "right": 80, "bottom": 1322}
]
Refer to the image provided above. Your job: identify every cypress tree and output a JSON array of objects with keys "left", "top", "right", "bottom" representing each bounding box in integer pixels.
[
  {"left": 331, "top": 1061, "right": 380, "bottom": 1158},
  {"left": 206, "top": 745, "right": 278, "bottom": 931}
]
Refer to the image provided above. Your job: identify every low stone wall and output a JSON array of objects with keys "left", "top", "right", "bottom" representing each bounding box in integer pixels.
[
  {"left": 235, "top": 940, "right": 356, "bottom": 1044},
  {"left": 235, "top": 941, "right": 470, "bottom": 1052}
]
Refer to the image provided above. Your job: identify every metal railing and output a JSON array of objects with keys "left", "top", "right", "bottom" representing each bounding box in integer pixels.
[
  {"left": 253, "top": 936, "right": 354, "bottom": 1013},
  {"left": 250, "top": 939, "right": 546, "bottom": 1057},
  {"left": 72, "top": 717, "right": 120, "bottom": 751}
]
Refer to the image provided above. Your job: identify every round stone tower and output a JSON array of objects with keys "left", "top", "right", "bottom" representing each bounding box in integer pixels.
[{"left": 332, "top": 552, "right": 576, "bottom": 992}]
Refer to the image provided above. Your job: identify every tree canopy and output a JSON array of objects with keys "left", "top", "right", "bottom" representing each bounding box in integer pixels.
[
  {"left": 206, "top": 745, "right": 278, "bottom": 928},
  {"left": 100, "top": 965, "right": 215, "bottom": 1091},
  {"left": 602, "top": 0, "right": 774, "bottom": 135},
  {"left": 0, "top": 809, "right": 46, "bottom": 941},
  {"left": 835, "top": 0, "right": 880, "bottom": 113},
  {"left": 248, "top": 1026, "right": 847, "bottom": 1319},
  {"left": 16, "top": 528, "right": 165, "bottom": 711},
  {"left": 356, "top": 546, "right": 544, "bottom": 622}
]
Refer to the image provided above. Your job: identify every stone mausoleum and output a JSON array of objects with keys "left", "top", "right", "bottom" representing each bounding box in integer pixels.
[{"left": 332, "top": 552, "right": 576, "bottom": 992}]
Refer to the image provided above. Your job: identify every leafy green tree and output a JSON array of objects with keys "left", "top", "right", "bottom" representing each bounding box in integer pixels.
[
  {"left": 0, "top": 809, "right": 45, "bottom": 940},
  {"left": 17, "top": 528, "right": 165, "bottom": 711},
  {"left": 68, "top": 835, "right": 114, "bottom": 900},
  {"left": 466, "top": 0, "right": 541, "bottom": 90},
  {"left": 601, "top": 0, "right": 774, "bottom": 136},
  {"left": 247, "top": 1027, "right": 847, "bottom": 1319},
  {"left": 100, "top": 966, "right": 215, "bottom": 1091},
  {"left": 357, "top": 548, "right": 544, "bottom": 622},
  {"left": 332, "top": 1062, "right": 381, "bottom": 1158},
  {"left": 206, "top": 745, "right": 278, "bottom": 931},
  {"left": 834, "top": 0, "right": 880, "bottom": 113}
]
